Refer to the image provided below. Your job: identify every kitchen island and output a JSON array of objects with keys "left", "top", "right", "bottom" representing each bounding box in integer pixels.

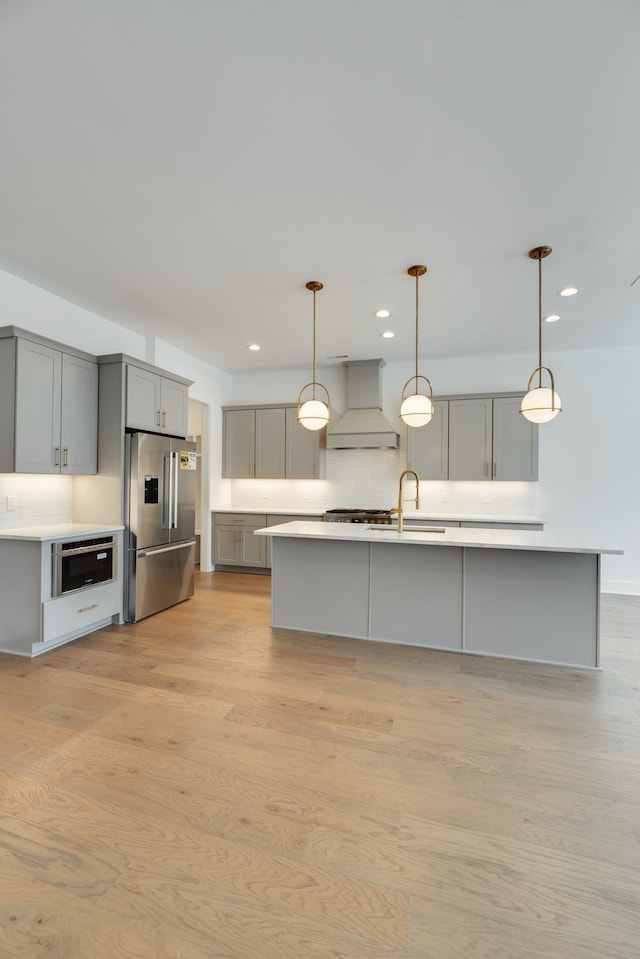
[{"left": 256, "top": 522, "right": 623, "bottom": 668}]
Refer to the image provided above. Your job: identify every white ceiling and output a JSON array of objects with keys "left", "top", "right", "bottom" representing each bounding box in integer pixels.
[{"left": 1, "top": 0, "right": 639, "bottom": 373}]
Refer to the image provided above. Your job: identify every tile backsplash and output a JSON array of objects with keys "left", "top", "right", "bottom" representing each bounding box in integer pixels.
[
  {"left": 229, "top": 448, "right": 538, "bottom": 518},
  {"left": 0, "top": 474, "right": 73, "bottom": 529}
]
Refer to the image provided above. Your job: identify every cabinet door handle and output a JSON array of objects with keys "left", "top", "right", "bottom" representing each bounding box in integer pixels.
[
  {"left": 156, "top": 410, "right": 161, "bottom": 427},
  {"left": 493, "top": 461, "right": 497, "bottom": 478},
  {"left": 63, "top": 447, "right": 69, "bottom": 468},
  {"left": 54, "top": 446, "right": 60, "bottom": 467},
  {"left": 78, "top": 603, "right": 100, "bottom": 614},
  {"left": 484, "top": 462, "right": 489, "bottom": 477},
  {"left": 162, "top": 411, "right": 166, "bottom": 428}
]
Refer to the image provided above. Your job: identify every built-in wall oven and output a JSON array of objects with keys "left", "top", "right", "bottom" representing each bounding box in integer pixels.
[{"left": 52, "top": 534, "right": 118, "bottom": 597}]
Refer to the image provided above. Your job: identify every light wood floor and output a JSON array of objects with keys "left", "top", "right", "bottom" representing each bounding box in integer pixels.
[{"left": 1, "top": 573, "right": 639, "bottom": 959}]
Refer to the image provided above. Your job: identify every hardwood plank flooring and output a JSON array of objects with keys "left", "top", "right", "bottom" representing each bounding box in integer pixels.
[{"left": 0, "top": 573, "right": 639, "bottom": 958}]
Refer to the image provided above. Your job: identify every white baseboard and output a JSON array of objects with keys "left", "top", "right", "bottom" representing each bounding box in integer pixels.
[{"left": 602, "top": 580, "right": 640, "bottom": 596}]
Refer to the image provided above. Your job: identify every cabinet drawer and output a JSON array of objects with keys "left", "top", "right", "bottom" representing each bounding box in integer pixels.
[
  {"left": 42, "top": 580, "right": 122, "bottom": 644},
  {"left": 460, "top": 521, "right": 543, "bottom": 530},
  {"left": 214, "top": 513, "right": 266, "bottom": 527}
]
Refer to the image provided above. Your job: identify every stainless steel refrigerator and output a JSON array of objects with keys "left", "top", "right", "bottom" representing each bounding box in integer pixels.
[{"left": 125, "top": 431, "right": 197, "bottom": 622}]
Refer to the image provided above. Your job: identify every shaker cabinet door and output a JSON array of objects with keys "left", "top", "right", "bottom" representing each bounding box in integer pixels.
[
  {"left": 60, "top": 353, "right": 98, "bottom": 474},
  {"left": 407, "top": 401, "right": 449, "bottom": 480},
  {"left": 448, "top": 398, "right": 493, "bottom": 480},
  {"left": 14, "top": 339, "right": 62, "bottom": 473}
]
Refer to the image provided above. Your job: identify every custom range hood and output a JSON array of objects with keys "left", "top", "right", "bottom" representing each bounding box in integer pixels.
[{"left": 326, "top": 359, "right": 399, "bottom": 449}]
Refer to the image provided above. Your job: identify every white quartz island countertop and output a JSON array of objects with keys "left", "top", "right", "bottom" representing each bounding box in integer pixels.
[
  {"left": 0, "top": 523, "right": 124, "bottom": 542},
  {"left": 256, "top": 521, "right": 622, "bottom": 556}
]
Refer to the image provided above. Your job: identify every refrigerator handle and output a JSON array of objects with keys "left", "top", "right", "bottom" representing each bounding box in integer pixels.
[
  {"left": 173, "top": 451, "right": 179, "bottom": 529},
  {"left": 161, "top": 450, "right": 172, "bottom": 530}
]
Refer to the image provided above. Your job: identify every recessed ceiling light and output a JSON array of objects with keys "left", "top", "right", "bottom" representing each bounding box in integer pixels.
[
  {"left": 558, "top": 287, "right": 578, "bottom": 297},
  {"left": 248, "top": 343, "right": 260, "bottom": 351},
  {"left": 544, "top": 314, "right": 561, "bottom": 323},
  {"left": 381, "top": 330, "right": 395, "bottom": 339},
  {"left": 374, "top": 309, "right": 390, "bottom": 318}
]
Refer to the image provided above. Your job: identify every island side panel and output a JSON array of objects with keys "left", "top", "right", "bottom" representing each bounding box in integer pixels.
[
  {"left": 463, "top": 548, "right": 599, "bottom": 668},
  {"left": 0, "top": 540, "right": 43, "bottom": 655},
  {"left": 270, "top": 537, "right": 370, "bottom": 638},
  {"left": 370, "top": 542, "right": 463, "bottom": 650}
]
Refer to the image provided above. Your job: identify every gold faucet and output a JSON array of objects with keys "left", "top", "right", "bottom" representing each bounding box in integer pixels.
[{"left": 390, "top": 469, "right": 420, "bottom": 533}]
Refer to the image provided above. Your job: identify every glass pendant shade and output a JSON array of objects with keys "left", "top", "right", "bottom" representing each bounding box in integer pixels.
[
  {"left": 400, "top": 390, "right": 434, "bottom": 427},
  {"left": 297, "top": 280, "right": 330, "bottom": 432},
  {"left": 298, "top": 397, "right": 330, "bottom": 430},
  {"left": 520, "top": 386, "right": 562, "bottom": 423}
]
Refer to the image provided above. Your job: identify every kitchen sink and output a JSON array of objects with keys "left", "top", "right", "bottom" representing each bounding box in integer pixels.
[{"left": 366, "top": 526, "right": 447, "bottom": 533}]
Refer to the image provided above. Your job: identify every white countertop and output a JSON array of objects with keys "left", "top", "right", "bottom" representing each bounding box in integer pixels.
[
  {"left": 256, "top": 521, "right": 622, "bottom": 556},
  {"left": 0, "top": 523, "right": 124, "bottom": 542},
  {"left": 212, "top": 507, "right": 324, "bottom": 516},
  {"left": 212, "top": 507, "right": 544, "bottom": 524}
]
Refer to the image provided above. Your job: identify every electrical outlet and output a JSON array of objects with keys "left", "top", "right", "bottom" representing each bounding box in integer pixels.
[
  {"left": 303, "top": 487, "right": 311, "bottom": 500},
  {"left": 261, "top": 487, "right": 269, "bottom": 499},
  {"left": 483, "top": 493, "right": 491, "bottom": 504},
  {"left": 6, "top": 495, "right": 17, "bottom": 512},
  {"left": 440, "top": 492, "right": 448, "bottom": 502}
]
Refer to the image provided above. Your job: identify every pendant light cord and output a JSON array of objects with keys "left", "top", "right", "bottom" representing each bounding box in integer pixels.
[
  {"left": 538, "top": 254, "right": 543, "bottom": 387},
  {"left": 312, "top": 287, "right": 317, "bottom": 400},
  {"left": 414, "top": 271, "right": 419, "bottom": 384}
]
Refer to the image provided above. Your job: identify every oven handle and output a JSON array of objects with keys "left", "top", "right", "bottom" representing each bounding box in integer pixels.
[{"left": 55, "top": 541, "right": 116, "bottom": 558}]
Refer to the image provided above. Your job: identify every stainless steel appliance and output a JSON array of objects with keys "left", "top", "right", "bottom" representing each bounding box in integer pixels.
[
  {"left": 53, "top": 534, "right": 118, "bottom": 596},
  {"left": 125, "top": 431, "right": 197, "bottom": 622},
  {"left": 323, "top": 508, "right": 392, "bottom": 524}
]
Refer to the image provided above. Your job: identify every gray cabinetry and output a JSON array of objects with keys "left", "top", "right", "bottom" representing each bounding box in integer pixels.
[
  {"left": 126, "top": 364, "right": 189, "bottom": 437},
  {"left": 491, "top": 396, "right": 538, "bottom": 481},
  {"left": 222, "top": 405, "right": 324, "bottom": 479},
  {"left": 407, "top": 400, "right": 449, "bottom": 480},
  {"left": 448, "top": 397, "right": 493, "bottom": 480},
  {"left": 0, "top": 329, "right": 97, "bottom": 474},
  {"left": 213, "top": 512, "right": 267, "bottom": 568},
  {"left": 0, "top": 535, "right": 122, "bottom": 657},
  {"left": 212, "top": 511, "right": 323, "bottom": 570},
  {"left": 407, "top": 392, "right": 538, "bottom": 482},
  {"left": 285, "top": 407, "right": 324, "bottom": 479}
]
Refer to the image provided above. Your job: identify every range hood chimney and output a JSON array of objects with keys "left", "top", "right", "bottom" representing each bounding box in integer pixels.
[{"left": 326, "top": 359, "right": 399, "bottom": 449}]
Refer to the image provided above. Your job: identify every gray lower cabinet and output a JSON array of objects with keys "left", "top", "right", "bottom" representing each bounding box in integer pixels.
[
  {"left": 213, "top": 513, "right": 268, "bottom": 569},
  {"left": 0, "top": 537, "right": 122, "bottom": 657},
  {"left": 0, "top": 330, "right": 98, "bottom": 474},
  {"left": 408, "top": 392, "right": 538, "bottom": 481},
  {"left": 222, "top": 405, "right": 324, "bottom": 479},
  {"left": 213, "top": 512, "right": 322, "bottom": 570},
  {"left": 126, "top": 364, "right": 189, "bottom": 437}
]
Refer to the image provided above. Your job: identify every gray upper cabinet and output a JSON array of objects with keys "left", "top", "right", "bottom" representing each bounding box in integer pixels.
[
  {"left": 222, "top": 406, "right": 325, "bottom": 480},
  {"left": 285, "top": 407, "right": 324, "bottom": 479},
  {"left": 407, "top": 400, "right": 449, "bottom": 480},
  {"left": 255, "top": 408, "right": 286, "bottom": 478},
  {"left": 407, "top": 392, "right": 538, "bottom": 482},
  {"left": 0, "top": 331, "right": 98, "bottom": 474},
  {"left": 492, "top": 396, "right": 538, "bottom": 481},
  {"left": 448, "top": 398, "right": 493, "bottom": 480},
  {"left": 126, "top": 364, "right": 189, "bottom": 437},
  {"left": 223, "top": 409, "right": 258, "bottom": 478}
]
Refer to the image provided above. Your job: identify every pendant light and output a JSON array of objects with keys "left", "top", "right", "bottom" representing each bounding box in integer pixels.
[
  {"left": 297, "top": 280, "right": 330, "bottom": 431},
  {"left": 520, "top": 246, "right": 562, "bottom": 423},
  {"left": 400, "top": 264, "right": 434, "bottom": 427}
]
